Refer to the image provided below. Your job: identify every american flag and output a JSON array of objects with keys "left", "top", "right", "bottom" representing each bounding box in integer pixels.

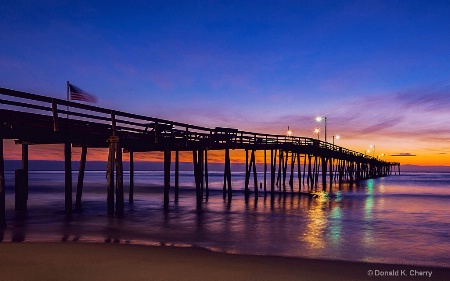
[{"left": 69, "top": 83, "right": 97, "bottom": 103}]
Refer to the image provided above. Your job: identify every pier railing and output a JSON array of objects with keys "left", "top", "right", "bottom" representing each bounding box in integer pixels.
[{"left": 0, "top": 86, "right": 395, "bottom": 164}]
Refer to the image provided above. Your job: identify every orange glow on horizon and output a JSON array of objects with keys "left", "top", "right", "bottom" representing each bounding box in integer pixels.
[{"left": 2, "top": 139, "right": 449, "bottom": 167}]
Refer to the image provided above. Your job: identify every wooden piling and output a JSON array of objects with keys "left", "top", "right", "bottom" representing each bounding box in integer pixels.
[
  {"left": 199, "top": 149, "right": 204, "bottom": 201},
  {"left": 22, "top": 144, "right": 28, "bottom": 199},
  {"left": 289, "top": 152, "right": 295, "bottom": 191},
  {"left": 244, "top": 149, "right": 250, "bottom": 201},
  {"left": 164, "top": 149, "right": 171, "bottom": 208},
  {"left": 321, "top": 156, "right": 327, "bottom": 191},
  {"left": 107, "top": 140, "right": 115, "bottom": 215},
  {"left": 15, "top": 169, "right": 27, "bottom": 211},
  {"left": 193, "top": 150, "right": 202, "bottom": 205},
  {"left": 251, "top": 150, "right": 258, "bottom": 199},
  {"left": 107, "top": 113, "right": 117, "bottom": 215},
  {"left": 270, "top": 149, "right": 275, "bottom": 199},
  {"left": 282, "top": 151, "right": 288, "bottom": 190},
  {"left": 175, "top": 150, "right": 179, "bottom": 203},
  {"left": 129, "top": 150, "right": 134, "bottom": 203},
  {"left": 115, "top": 143, "right": 124, "bottom": 214},
  {"left": 204, "top": 150, "right": 209, "bottom": 199},
  {"left": 297, "top": 153, "right": 301, "bottom": 193},
  {"left": 329, "top": 157, "right": 333, "bottom": 189},
  {"left": 64, "top": 142, "right": 72, "bottom": 214},
  {"left": 307, "top": 154, "right": 312, "bottom": 189},
  {"left": 277, "top": 150, "right": 282, "bottom": 188},
  {"left": 225, "top": 148, "right": 232, "bottom": 201},
  {"left": 263, "top": 149, "right": 267, "bottom": 193},
  {"left": 0, "top": 136, "right": 5, "bottom": 228},
  {"left": 75, "top": 145, "right": 87, "bottom": 209}
]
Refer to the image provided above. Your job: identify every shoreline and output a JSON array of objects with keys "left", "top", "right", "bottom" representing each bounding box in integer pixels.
[{"left": 0, "top": 242, "right": 449, "bottom": 281}]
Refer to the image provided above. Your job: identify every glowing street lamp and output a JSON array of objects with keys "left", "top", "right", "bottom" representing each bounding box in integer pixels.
[
  {"left": 332, "top": 135, "right": 340, "bottom": 145},
  {"left": 315, "top": 116, "right": 327, "bottom": 142},
  {"left": 314, "top": 128, "right": 320, "bottom": 140},
  {"left": 287, "top": 126, "right": 292, "bottom": 137}
]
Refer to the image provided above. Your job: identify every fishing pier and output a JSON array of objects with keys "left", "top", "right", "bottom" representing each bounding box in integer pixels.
[{"left": 0, "top": 87, "right": 400, "bottom": 227}]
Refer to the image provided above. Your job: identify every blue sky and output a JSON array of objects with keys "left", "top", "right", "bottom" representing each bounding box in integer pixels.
[{"left": 1, "top": 0, "right": 450, "bottom": 165}]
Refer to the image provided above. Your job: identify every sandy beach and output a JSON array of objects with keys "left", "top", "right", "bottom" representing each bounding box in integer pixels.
[{"left": 0, "top": 242, "right": 448, "bottom": 281}]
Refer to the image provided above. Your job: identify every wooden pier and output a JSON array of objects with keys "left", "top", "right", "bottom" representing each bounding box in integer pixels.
[{"left": 0, "top": 87, "right": 400, "bottom": 227}]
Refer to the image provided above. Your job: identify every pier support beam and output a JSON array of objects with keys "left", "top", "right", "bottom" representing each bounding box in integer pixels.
[
  {"left": 223, "top": 148, "right": 232, "bottom": 202},
  {"left": 289, "top": 152, "right": 295, "bottom": 191},
  {"left": 0, "top": 136, "right": 5, "bottom": 228},
  {"left": 115, "top": 143, "right": 124, "bottom": 214},
  {"left": 251, "top": 150, "right": 258, "bottom": 200},
  {"left": 321, "top": 156, "right": 327, "bottom": 191},
  {"left": 129, "top": 150, "right": 134, "bottom": 203},
  {"left": 270, "top": 149, "right": 276, "bottom": 200},
  {"left": 164, "top": 149, "right": 171, "bottom": 208},
  {"left": 204, "top": 150, "right": 209, "bottom": 200},
  {"left": 76, "top": 145, "right": 87, "bottom": 210},
  {"left": 263, "top": 150, "right": 267, "bottom": 194},
  {"left": 193, "top": 150, "right": 203, "bottom": 206},
  {"left": 64, "top": 142, "right": 72, "bottom": 214},
  {"left": 107, "top": 140, "right": 115, "bottom": 215},
  {"left": 297, "top": 153, "right": 301, "bottom": 193},
  {"left": 244, "top": 149, "right": 250, "bottom": 201},
  {"left": 175, "top": 150, "right": 179, "bottom": 203},
  {"left": 15, "top": 169, "right": 27, "bottom": 211},
  {"left": 22, "top": 144, "right": 28, "bottom": 199}
]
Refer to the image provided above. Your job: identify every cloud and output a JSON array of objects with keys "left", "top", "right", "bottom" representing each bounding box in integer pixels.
[
  {"left": 394, "top": 85, "right": 450, "bottom": 113},
  {"left": 391, "top": 153, "right": 417, "bottom": 157}
]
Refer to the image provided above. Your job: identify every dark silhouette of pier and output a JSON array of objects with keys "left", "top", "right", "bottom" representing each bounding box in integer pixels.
[{"left": 0, "top": 87, "right": 400, "bottom": 227}]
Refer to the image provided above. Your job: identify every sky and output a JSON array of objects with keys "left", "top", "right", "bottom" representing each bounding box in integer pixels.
[{"left": 1, "top": 0, "right": 450, "bottom": 166}]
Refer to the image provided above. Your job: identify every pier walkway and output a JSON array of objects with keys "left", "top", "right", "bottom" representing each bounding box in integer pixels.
[{"left": 0, "top": 87, "right": 400, "bottom": 226}]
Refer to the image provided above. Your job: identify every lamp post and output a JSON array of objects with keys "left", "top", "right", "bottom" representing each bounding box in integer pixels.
[
  {"left": 315, "top": 116, "right": 327, "bottom": 142},
  {"left": 287, "top": 126, "right": 292, "bottom": 137},
  {"left": 332, "top": 135, "right": 340, "bottom": 145},
  {"left": 370, "top": 145, "right": 375, "bottom": 157},
  {"left": 314, "top": 128, "right": 320, "bottom": 140}
]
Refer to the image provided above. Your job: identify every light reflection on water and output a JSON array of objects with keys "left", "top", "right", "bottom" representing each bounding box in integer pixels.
[{"left": 1, "top": 171, "right": 450, "bottom": 267}]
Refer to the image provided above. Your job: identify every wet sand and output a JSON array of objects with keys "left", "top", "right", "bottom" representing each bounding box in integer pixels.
[{"left": 0, "top": 242, "right": 449, "bottom": 281}]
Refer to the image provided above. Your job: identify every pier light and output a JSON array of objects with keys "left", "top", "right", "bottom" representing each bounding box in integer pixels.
[
  {"left": 315, "top": 116, "right": 327, "bottom": 142},
  {"left": 314, "top": 128, "right": 320, "bottom": 139},
  {"left": 287, "top": 126, "right": 292, "bottom": 137},
  {"left": 369, "top": 145, "right": 375, "bottom": 157},
  {"left": 332, "top": 135, "right": 340, "bottom": 145}
]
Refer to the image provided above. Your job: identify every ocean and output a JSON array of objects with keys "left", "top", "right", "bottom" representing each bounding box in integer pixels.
[{"left": 1, "top": 169, "right": 450, "bottom": 268}]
